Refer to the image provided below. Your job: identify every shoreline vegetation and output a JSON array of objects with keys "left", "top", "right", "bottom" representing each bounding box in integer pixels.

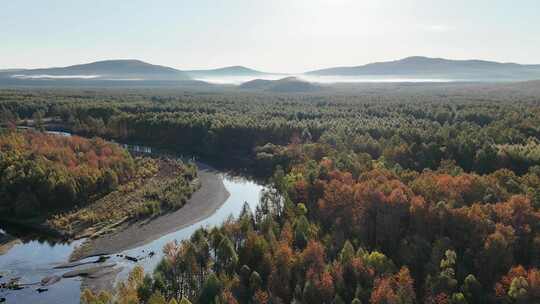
[
  {"left": 70, "top": 163, "right": 230, "bottom": 261},
  {"left": 51, "top": 157, "right": 200, "bottom": 240},
  {"left": 0, "top": 129, "right": 200, "bottom": 243},
  {"left": 0, "top": 233, "right": 20, "bottom": 255}
]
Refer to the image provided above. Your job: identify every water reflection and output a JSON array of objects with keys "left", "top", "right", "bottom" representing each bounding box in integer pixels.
[
  {"left": 120, "top": 143, "right": 152, "bottom": 154},
  {"left": 0, "top": 239, "right": 84, "bottom": 304},
  {"left": 116, "top": 176, "right": 264, "bottom": 280},
  {"left": 0, "top": 173, "right": 264, "bottom": 304},
  {"left": 0, "top": 223, "right": 71, "bottom": 246}
]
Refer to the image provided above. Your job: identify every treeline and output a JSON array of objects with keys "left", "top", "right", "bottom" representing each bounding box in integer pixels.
[
  {"left": 0, "top": 129, "right": 135, "bottom": 217},
  {"left": 1, "top": 88, "right": 539, "bottom": 175}
]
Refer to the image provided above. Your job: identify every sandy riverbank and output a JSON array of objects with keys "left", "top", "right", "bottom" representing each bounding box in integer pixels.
[
  {"left": 0, "top": 237, "right": 21, "bottom": 255},
  {"left": 71, "top": 163, "right": 229, "bottom": 261}
]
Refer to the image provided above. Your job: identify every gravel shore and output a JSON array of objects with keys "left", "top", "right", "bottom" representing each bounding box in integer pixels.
[{"left": 71, "top": 163, "right": 229, "bottom": 261}]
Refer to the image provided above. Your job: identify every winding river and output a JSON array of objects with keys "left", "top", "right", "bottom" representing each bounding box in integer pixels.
[{"left": 0, "top": 138, "right": 265, "bottom": 304}]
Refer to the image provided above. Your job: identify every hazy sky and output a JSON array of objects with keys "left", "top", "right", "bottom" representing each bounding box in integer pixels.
[{"left": 2, "top": 0, "right": 539, "bottom": 72}]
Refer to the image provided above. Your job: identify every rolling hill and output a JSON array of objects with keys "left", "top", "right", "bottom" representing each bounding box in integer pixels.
[
  {"left": 307, "top": 56, "right": 540, "bottom": 80},
  {"left": 0, "top": 60, "right": 191, "bottom": 81},
  {"left": 184, "top": 66, "right": 270, "bottom": 78},
  {"left": 4, "top": 56, "right": 540, "bottom": 85},
  {"left": 240, "top": 77, "right": 321, "bottom": 92}
]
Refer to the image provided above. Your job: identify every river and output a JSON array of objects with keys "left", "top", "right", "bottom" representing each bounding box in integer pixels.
[{"left": 0, "top": 139, "right": 265, "bottom": 304}]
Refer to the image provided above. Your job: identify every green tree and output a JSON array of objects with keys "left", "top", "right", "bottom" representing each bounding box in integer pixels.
[{"left": 199, "top": 274, "right": 222, "bottom": 304}]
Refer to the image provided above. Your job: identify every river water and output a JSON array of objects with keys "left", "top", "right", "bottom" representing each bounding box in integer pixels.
[{"left": 0, "top": 140, "right": 265, "bottom": 304}]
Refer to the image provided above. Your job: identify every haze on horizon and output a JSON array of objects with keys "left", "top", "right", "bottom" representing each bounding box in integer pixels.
[{"left": 2, "top": 0, "right": 540, "bottom": 73}]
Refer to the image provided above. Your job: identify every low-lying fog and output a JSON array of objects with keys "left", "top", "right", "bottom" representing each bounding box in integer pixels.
[
  {"left": 12, "top": 74, "right": 101, "bottom": 79},
  {"left": 193, "top": 74, "right": 285, "bottom": 84},
  {"left": 10, "top": 74, "right": 465, "bottom": 84},
  {"left": 195, "top": 75, "right": 462, "bottom": 85}
]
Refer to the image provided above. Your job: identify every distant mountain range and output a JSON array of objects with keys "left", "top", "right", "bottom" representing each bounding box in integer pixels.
[
  {"left": 0, "top": 69, "right": 26, "bottom": 73},
  {"left": 0, "top": 60, "right": 190, "bottom": 81},
  {"left": 307, "top": 56, "right": 540, "bottom": 80},
  {"left": 2, "top": 56, "right": 540, "bottom": 84},
  {"left": 0, "top": 60, "right": 275, "bottom": 82}
]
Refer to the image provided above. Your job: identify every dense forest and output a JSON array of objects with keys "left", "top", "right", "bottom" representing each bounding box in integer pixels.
[
  {"left": 1, "top": 85, "right": 539, "bottom": 175},
  {"left": 0, "top": 129, "right": 135, "bottom": 217},
  {"left": 0, "top": 86, "right": 539, "bottom": 303},
  {"left": 0, "top": 128, "right": 199, "bottom": 239}
]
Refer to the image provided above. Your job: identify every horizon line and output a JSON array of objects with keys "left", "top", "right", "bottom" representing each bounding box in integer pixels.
[{"left": 2, "top": 55, "right": 539, "bottom": 73}]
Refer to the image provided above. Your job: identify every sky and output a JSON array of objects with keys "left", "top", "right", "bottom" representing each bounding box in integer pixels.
[{"left": 1, "top": 0, "right": 540, "bottom": 73}]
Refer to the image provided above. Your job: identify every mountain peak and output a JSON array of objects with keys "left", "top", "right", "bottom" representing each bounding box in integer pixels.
[
  {"left": 68, "top": 59, "right": 168, "bottom": 69},
  {"left": 225, "top": 65, "right": 252, "bottom": 70},
  {"left": 184, "top": 66, "right": 267, "bottom": 77},
  {"left": 88, "top": 59, "right": 146, "bottom": 63},
  {"left": 240, "top": 76, "right": 320, "bottom": 92},
  {"left": 3, "top": 59, "right": 190, "bottom": 81},
  {"left": 400, "top": 56, "right": 437, "bottom": 62},
  {"left": 277, "top": 76, "right": 301, "bottom": 82},
  {"left": 307, "top": 56, "right": 540, "bottom": 80}
]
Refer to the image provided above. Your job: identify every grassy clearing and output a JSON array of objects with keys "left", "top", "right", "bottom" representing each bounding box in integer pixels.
[{"left": 48, "top": 158, "right": 199, "bottom": 237}]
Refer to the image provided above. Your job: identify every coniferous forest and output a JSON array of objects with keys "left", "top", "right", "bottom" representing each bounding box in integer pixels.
[
  {"left": 0, "top": 130, "right": 135, "bottom": 216},
  {"left": 1, "top": 84, "right": 539, "bottom": 304}
]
